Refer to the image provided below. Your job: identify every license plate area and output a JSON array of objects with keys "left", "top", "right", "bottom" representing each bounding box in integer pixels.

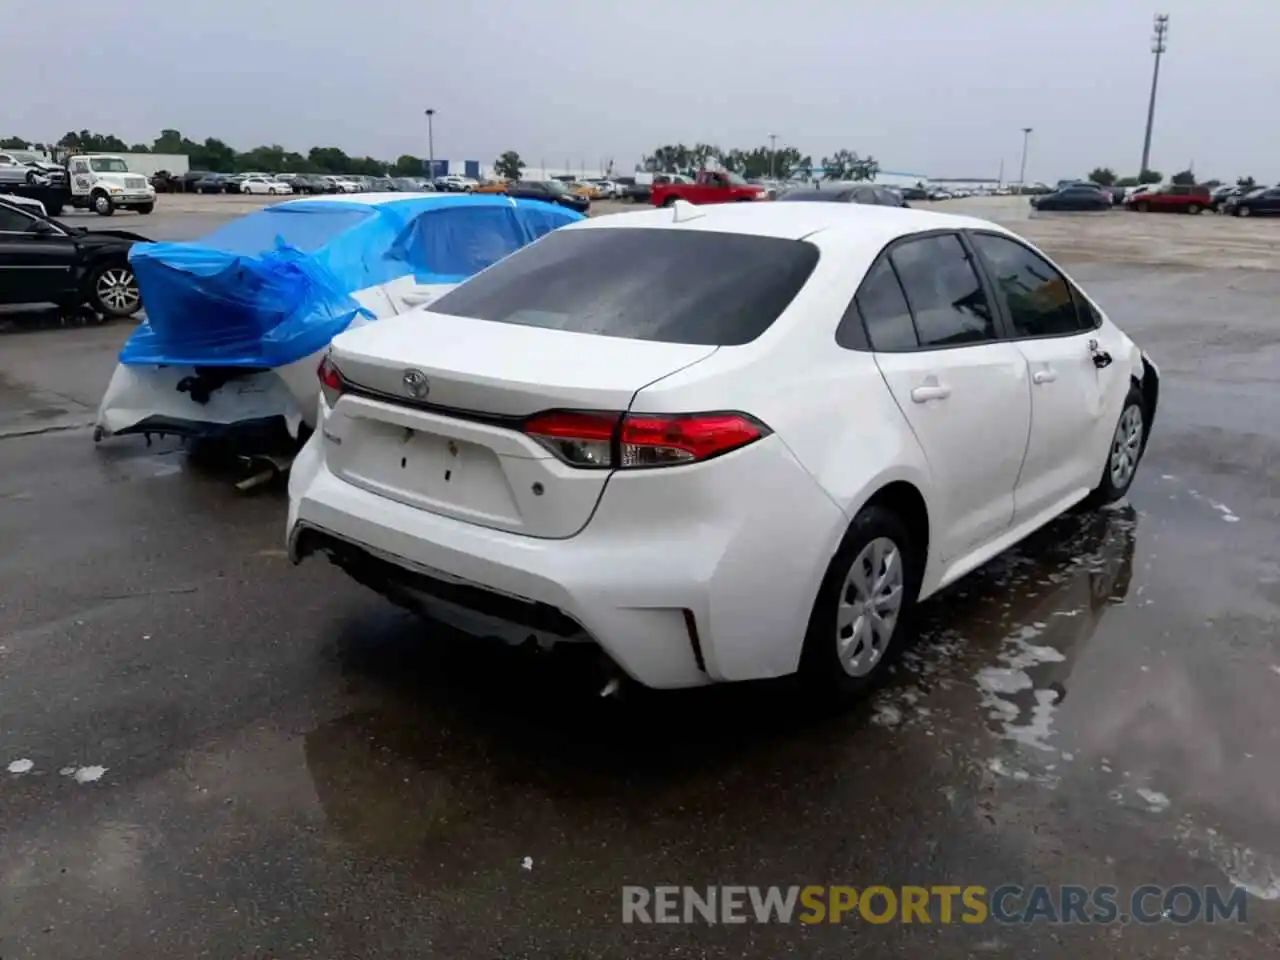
[{"left": 337, "top": 421, "right": 521, "bottom": 524}]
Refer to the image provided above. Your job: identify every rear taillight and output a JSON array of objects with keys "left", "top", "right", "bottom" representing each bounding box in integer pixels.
[
  {"left": 317, "top": 354, "right": 345, "bottom": 408},
  {"left": 522, "top": 411, "right": 770, "bottom": 469}
]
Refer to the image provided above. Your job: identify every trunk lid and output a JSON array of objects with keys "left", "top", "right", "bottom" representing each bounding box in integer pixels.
[{"left": 322, "top": 310, "right": 718, "bottom": 538}]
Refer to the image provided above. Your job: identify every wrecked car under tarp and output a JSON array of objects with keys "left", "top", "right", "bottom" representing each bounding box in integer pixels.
[{"left": 95, "top": 194, "right": 583, "bottom": 457}]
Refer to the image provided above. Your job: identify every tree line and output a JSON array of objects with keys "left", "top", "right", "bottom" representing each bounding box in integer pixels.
[
  {"left": 641, "top": 143, "right": 879, "bottom": 181},
  {"left": 1086, "top": 167, "right": 1258, "bottom": 189},
  {"left": 0, "top": 130, "right": 433, "bottom": 178}
]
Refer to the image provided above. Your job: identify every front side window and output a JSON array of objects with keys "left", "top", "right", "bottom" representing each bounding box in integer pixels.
[
  {"left": 971, "top": 233, "right": 1085, "bottom": 338},
  {"left": 889, "top": 234, "right": 996, "bottom": 347}
]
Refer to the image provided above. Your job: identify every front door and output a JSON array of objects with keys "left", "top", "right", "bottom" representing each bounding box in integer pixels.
[
  {"left": 861, "top": 233, "right": 1032, "bottom": 562},
  {"left": 968, "top": 231, "right": 1129, "bottom": 523},
  {"left": 0, "top": 205, "right": 78, "bottom": 305}
]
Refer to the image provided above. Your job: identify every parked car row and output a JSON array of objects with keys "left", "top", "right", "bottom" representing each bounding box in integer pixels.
[
  {"left": 1210, "top": 183, "right": 1280, "bottom": 217},
  {"left": 150, "top": 171, "right": 446, "bottom": 196}
]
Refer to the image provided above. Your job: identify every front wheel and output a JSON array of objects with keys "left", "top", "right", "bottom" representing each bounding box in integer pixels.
[
  {"left": 137, "top": 203, "right": 154, "bottom": 215},
  {"left": 1187, "top": 203, "right": 1201, "bottom": 215},
  {"left": 88, "top": 262, "right": 142, "bottom": 318},
  {"left": 1136, "top": 201, "right": 1150, "bottom": 213},
  {"left": 662, "top": 196, "right": 678, "bottom": 207},
  {"left": 268, "top": 187, "right": 278, "bottom": 195},
  {"left": 800, "top": 505, "right": 920, "bottom": 698},
  {"left": 92, "top": 192, "right": 114, "bottom": 216},
  {"left": 1085, "top": 386, "right": 1147, "bottom": 506},
  {"left": 1238, "top": 205, "right": 1252, "bottom": 218}
]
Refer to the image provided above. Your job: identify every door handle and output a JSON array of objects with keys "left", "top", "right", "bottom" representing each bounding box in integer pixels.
[
  {"left": 1032, "top": 368, "right": 1058, "bottom": 384},
  {"left": 1088, "top": 339, "right": 1113, "bottom": 369},
  {"left": 910, "top": 383, "right": 951, "bottom": 403}
]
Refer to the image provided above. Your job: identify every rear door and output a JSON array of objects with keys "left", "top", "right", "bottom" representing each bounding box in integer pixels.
[
  {"left": 865, "top": 232, "right": 1032, "bottom": 562},
  {"left": 0, "top": 205, "right": 78, "bottom": 305},
  {"left": 968, "top": 231, "right": 1119, "bottom": 524}
]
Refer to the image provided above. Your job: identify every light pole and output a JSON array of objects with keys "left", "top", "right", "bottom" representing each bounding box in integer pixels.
[
  {"left": 768, "top": 133, "right": 778, "bottom": 179},
  {"left": 1140, "top": 14, "right": 1170, "bottom": 178},
  {"left": 424, "top": 108, "right": 436, "bottom": 178},
  {"left": 1018, "top": 127, "right": 1033, "bottom": 193}
]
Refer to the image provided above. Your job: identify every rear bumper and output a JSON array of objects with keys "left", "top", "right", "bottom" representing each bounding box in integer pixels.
[{"left": 287, "top": 433, "right": 847, "bottom": 689}]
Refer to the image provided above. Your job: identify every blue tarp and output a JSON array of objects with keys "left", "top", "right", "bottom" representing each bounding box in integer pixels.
[{"left": 119, "top": 195, "right": 583, "bottom": 368}]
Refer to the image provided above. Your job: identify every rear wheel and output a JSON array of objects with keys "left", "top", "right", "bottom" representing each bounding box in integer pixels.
[
  {"left": 1238, "top": 205, "right": 1252, "bottom": 218},
  {"left": 662, "top": 196, "right": 678, "bottom": 207},
  {"left": 1136, "top": 201, "right": 1150, "bottom": 213},
  {"left": 1187, "top": 203, "right": 1201, "bottom": 215},
  {"left": 88, "top": 262, "right": 142, "bottom": 318},
  {"left": 800, "top": 505, "right": 920, "bottom": 699}
]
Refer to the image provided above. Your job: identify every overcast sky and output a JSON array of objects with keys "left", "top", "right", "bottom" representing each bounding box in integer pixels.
[{"left": 6, "top": 1, "right": 1275, "bottom": 181}]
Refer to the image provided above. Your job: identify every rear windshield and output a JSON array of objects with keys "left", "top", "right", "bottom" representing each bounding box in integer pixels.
[
  {"left": 198, "top": 205, "right": 373, "bottom": 254},
  {"left": 428, "top": 227, "right": 820, "bottom": 346}
]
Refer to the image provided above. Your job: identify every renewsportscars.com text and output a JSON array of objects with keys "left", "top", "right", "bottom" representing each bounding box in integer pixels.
[{"left": 621, "top": 885, "right": 1248, "bottom": 925}]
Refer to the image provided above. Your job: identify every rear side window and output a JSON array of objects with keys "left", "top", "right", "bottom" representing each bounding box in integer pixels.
[
  {"left": 842, "top": 258, "right": 918, "bottom": 351},
  {"left": 428, "top": 228, "right": 820, "bottom": 346},
  {"left": 970, "top": 233, "right": 1086, "bottom": 338},
  {"left": 889, "top": 234, "right": 996, "bottom": 347}
]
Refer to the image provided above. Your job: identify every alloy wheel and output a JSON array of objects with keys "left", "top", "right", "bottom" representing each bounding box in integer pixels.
[
  {"left": 836, "top": 537, "right": 904, "bottom": 677},
  {"left": 96, "top": 268, "right": 140, "bottom": 313},
  {"left": 1109, "top": 403, "right": 1144, "bottom": 490}
]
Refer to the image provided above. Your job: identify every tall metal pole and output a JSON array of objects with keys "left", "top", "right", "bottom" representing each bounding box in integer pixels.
[
  {"left": 1018, "top": 127, "right": 1032, "bottom": 192},
  {"left": 1140, "top": 14, "right": 1170, "bottom": 178},
  {"left": 424, "top": 108, "right": 436, "bottom": 178},
  {"left": 769, "top": 133, "right": 777, "bottom": 179}
]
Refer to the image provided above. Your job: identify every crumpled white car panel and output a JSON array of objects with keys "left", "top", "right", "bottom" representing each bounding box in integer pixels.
[{"left": 95, "top": 280, "right": 458, "bottom": 440}]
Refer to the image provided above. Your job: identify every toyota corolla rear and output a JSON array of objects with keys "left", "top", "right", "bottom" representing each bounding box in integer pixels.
[{"left": 287, "top": 218, "right": 852, "bottom": 689}]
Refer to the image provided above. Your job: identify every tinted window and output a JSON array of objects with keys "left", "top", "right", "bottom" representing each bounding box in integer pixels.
[
  {"left": 852, "top": 188, "right": 877, "bottom": 205},
  {"left": 971, "top": 233, "right": 1084, "bottom": 338},
  {"left": 778, "top": 190, "right": 844, "bottom": 203},
  {"left": 889, "top": 235, "right": 996, "bottom": 347},
  {"left": 0, "top": 206, "right": 35, "bottom": 232},
  {"left": 846, "top": 257, "right": 918, "bottom": 351},
  {"left": 429, "top": 228, "right": 820, "bottom": 346}
]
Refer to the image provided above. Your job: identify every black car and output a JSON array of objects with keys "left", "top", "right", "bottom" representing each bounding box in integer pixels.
[
  {"left": 900, "top": 186, "right": 929, "bottom": 201},
  {"left": 506, "top": 179, "right": 590, "bottom": 213},
  {"left": 1228, "top": 186, "right": 1280, "bottom": 217},
  {"left": 1030, "top": 185, "right": 1111, "bottom": 211},
  {"left": 778, "top": 183, "right": 909, "bottom": 207},
  {"left": 0, "top": 199, "right": 148, "bottom": 318},
  {"left": 194, "top": 173, "right": 232, "bottom": 194}
]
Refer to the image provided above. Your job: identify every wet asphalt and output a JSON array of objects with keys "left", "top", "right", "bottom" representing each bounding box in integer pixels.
[{"left": 1, "top": 211, "right": 1279, "bottom": 958}]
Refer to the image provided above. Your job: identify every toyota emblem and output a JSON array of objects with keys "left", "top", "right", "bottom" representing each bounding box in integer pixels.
[{"left": 402, "top": 369, "right": 429, "bottom": 399}]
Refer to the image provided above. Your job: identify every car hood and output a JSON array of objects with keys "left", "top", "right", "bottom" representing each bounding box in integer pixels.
[{"left": 76, "top": 228, "right": 151, "bottom": 244}]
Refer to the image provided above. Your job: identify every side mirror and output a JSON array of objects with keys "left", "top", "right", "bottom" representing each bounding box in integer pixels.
[{"left": 28, "top": 219, "right": 57, "bottom": 235}]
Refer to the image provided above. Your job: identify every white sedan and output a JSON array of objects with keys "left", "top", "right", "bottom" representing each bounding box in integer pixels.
[
  {"left": 240, "top": 176, "right": 294, "bottom": 195},
  {"left": 287, "top": 201, "right": 1158, "bottom": 695}
]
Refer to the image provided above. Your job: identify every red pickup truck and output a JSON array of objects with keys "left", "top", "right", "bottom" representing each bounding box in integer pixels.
[{"left": 649, "top": 170, "right": 768, "bottom": 206}]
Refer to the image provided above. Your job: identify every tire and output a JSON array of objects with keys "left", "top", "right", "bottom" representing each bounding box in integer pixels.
[
  {"left": 1238, "top": 205, "right": 1251, "bottom": 218},
  {"left": 87, "top": 261, "right": 142, "bottom": 318},
  {"left": 137, "top": 203, "right": 154, "bottom": 215},
  {"left": 1136, "top": 201, "right": 1150, "bottom": 213},
  {"left": 1084, "top": 385, "right": 1147, "bottom": 507},
  {"left": 26, "top": 169, "right": 40, "bottom": 185},
  {"left": 799, "top": 505, "right": 922, "bottom": 699},
  {"left": 662, "top": 196, "right": 678, "bottom": 207},
  {"left": 268, "top": 187, "right": 277, "bottom": 195},
  {"left": 1187, "top": 203, "right": 1201, "bottom": 215},
  {"left": 91, "top": 191, "right": 114, "bottom": 216}
]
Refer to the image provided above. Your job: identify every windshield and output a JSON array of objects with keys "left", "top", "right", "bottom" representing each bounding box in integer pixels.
[
  {"left": 725, "top": 172, "right": 748, "bottom": 185},
  {"left": 197, "top": 205, "right": 374, "bottom": 255},
  {"left": 88, "top": 158, "right": 130, "bottom": 173},
  {"left": 543, "top": 181, "right": 569, "bottom": 195},
  {"left": 11, "top": 152, "right": 42, "bottom": 164}
]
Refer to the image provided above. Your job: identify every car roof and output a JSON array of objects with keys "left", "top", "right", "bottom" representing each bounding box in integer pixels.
[{"left": 567, "top": 200, "right": 1001, "bottom": 245}]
